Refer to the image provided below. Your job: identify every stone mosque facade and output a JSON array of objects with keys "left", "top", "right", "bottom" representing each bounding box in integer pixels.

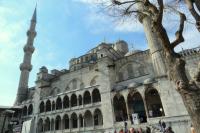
[{"left": 11, "top": 7, "right": 200, "bottom": 133}]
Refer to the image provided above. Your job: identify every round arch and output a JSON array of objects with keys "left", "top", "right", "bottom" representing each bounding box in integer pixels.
[
  {"left": 83, "top": 91, "right": 91, "bottom": 105},
  {"left": 79, "top": 114, "right": 84, "bottom": 128},
  {"left": 78, "top": 95, "right": 83, "bottom": 106},
  {"left": 127, "top": 91, "right": 147, "bottom": 123},
  {"left": 113, "top": 94, "right": 128, "bottom": 122},
  {"left": 145, "top": 88, "right": 165, "bottom": 118}
]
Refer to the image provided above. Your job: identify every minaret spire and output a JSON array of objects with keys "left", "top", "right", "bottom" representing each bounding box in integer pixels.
[{"left": 15, "top": 7, "right": 37, "bottom": 105}]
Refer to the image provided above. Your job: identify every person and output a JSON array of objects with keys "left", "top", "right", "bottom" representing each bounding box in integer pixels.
[
  {"left": 165, "top": 127, "right": 174, "bottom": 133},
  {"left": 119, "top": 129, "right": 124, "bottom": 133},
  {"left": 129, "top": 127, "right": 135, "bottom": 133},
  {"left": 146, "top": 126, "right": 151, "bottom": 133},
  {"left": 191, "top": 125, "right": 195, "bottom": 133}
]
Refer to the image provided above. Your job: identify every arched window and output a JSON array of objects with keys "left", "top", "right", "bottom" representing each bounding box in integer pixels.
[
  {"left": 71, "top": 113, "right": 78, "bottom": 128},
  {"left": 52, "top": 101, "right": 55, "bottom": 111},
  {"left": 113, "top": 95, "right": 128, "bottom": 122},
  {"left": 127, "top": 92, "right": 147, "bottom": 123},
  {"left": 51, "top": 119, "right": 55, "bottom": 131},
  {"left": 84, "top": 110, "right": 93, "bottom": 127},
  {"left": 39, "top": 101, "right": 45, "bottom": 113},
  {"left": 79, "top": 114, "right": 83, "bottom": 128},
  {"left": 83, "top": 91, "right": 91, "bottom": 105},
  {"left": 94, "top": 109, "right": 103, "bottom": 126},
  {"left": 38, "top": 118, "right": 43, "bottom": 133},
  {"left": 63, "top": 95, "right": 69, "bottom": 109},
  {"left": 28, "top": 104, "right": 33, "bottom": 115},
  {"left": 56, "top": 97, "right": 62, "bottom": 110},
  {"left": 78, "top": 95, "right": 82, "bottom": 106},
  {"left": 63, "top": 114, "right": 69, "bottom": 129},
  {"left": 145, "top": 88, "right": 165, "bottom": 118},
  {"left": 44, "top": 117, "right": 50, "bottom": 131},
  {"left": 46, "top": 100, "right": 51, "bottom": 112},
  {"left": 71, "top": 94, "right": 77, "bottom": 107},
  {"left": 92, "top": 89, "right": 101, "bottom": 103},
  {"left": 22, "top": 106, "right": 27, "bottom": 116},
  {"left": 55, "top": 115, "right": 61, "bottom": 130}
]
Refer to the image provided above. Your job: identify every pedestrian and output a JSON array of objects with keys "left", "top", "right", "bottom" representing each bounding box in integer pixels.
[
  {"left": 119, "top": 129, "right": 124, "bottom": 133},
  {"left": 129, "top": 127, "right": 135, "bottom": 133},
  {"left": 191, "top": 125, "right": 195, "bottom": 133},
  {"left": 165, "top": 126, "right": 174, "bottom": 133},
  {"left": 146, "top": 126, "right": 151, "bottom": 133}
]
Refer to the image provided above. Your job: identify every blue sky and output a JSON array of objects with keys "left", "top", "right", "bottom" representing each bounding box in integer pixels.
[{"left": 0, "top": 0, "right": 199, "bottom": 106}]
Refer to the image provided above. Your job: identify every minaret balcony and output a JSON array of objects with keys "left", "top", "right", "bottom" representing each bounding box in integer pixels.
[
  {"left": 24, "top": 45, "right": 35, "bottom": 53},
  {"left": 27, "top": 30, "right": 37, "bottom": 37},
  {"left": 20, "top": 63, "right": 32, "bottom": 71}
]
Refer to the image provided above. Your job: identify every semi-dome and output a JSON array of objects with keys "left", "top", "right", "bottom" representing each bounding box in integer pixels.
[{"left": 125, "top": 49, "right": 142, "bottom": 56}]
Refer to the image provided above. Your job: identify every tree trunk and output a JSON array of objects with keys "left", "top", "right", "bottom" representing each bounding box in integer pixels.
[{"left": 155, "top": 24, "right": 200, "bottom": 133}]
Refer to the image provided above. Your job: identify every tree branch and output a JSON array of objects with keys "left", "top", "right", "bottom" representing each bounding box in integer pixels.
[
  {"left": 157, "top": 0, "right": 164, "bottom": 24},
  {"left": 112, "top": 0, "right": 138, "bottom": 5},
  {"left": 185, "top": 0, "right": 200, "bottom": 31},
  {"left": 171, "top": 12, "right": 186, "bottom": 48}
]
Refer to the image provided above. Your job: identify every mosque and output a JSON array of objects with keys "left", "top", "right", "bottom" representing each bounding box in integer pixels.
[{"left": 2, "top": 5, "right": 200, "bottom": 133}]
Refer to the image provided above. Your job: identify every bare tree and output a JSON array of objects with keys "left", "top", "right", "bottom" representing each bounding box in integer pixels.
[
  {"left": 181, "top": 0, "right": 200, "bottom": 31},
  {"left": 104, "top": 0, "right": 200, "bottom": 132}
]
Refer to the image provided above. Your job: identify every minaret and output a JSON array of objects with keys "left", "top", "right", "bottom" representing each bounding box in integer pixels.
[{"left": 15, "top": 7, "right": 37, "bottom": 105}]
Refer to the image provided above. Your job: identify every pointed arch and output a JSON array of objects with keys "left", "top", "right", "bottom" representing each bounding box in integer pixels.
[
  {"left": 63, "top": 95, "right": 69, "bottom": 109},
  {"left": 83, "top": 91, "right": 91, "bottom": 105},
  {"left": 52, "top": 101, "right": 55, "bottom": 111},
  {"left": 28, "top": 104, "right": 33, "bottom": 115},
  {"left": 46, "top": 100, "right": 51, "bottom": 112},
  {"left": 63, "top": 114, "right": 69, "bottom": 129},
  {"left": 38, "top": 118, "right": 43, "bottom": 133},
  {"left": 92, "top": 89, "right": 101, "bottom": 103},
  {"left": 55, "top": 115, "right": 61, "bottom": 130},
  {"left": 71, "top": 113, "right": 78, "bottom": 128},
  {"left": 51, "top": 119, "right": 55, "bottom": 131},
  {"left": 113, "top": 94, "right": 128, "bottom": 122},
  {"left": 84, "top": 110, "right": 93, "bottom": 127},
  {"left": 39, "top": 101, "right": 45, "bottom": 113},
  {"left": 78, "top": 95, "right": 83, "bottom": 106},
  {"left": 79, "top": 114, "right": 83, "bottom": 128},
  {"left": 94, "top": 108, "right": 103, "bottom": 126},
  {"left": 56, "top": 97, "right": 62, "bottom": 110},
  {"left": 71, "top": 94, "right": 77, "bottom": 107},
  {"left": 22, "top": 106, "right": 28, "bottom": 116},
  {"left": 145, "top": 88, "right": 165, "bottom": 118},
  {"left": 44, "top": 117, "right": 50, "bottom": 131}
]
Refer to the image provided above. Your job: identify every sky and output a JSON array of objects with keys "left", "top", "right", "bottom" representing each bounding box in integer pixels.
[{"left": 0, "top": 0, "right": 199, "bottom": 106}]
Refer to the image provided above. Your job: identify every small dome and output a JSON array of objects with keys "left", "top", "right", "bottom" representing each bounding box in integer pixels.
[
  {"left": 128, "top": 82, "right": 141, "bottom": 88},
  {"left": 143, "top": 78, "right": 156, "bottom": 85},
  {"left": 116, "top": 40, "right": 128, "bottom": 44},
  {"left": 125, "top": 50, "right": 142, "bottom": 56}
]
